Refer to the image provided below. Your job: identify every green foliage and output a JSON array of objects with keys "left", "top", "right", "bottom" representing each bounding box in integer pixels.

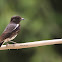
[{"left": 0, "top": 0, "right": 62, "bottom": 62}]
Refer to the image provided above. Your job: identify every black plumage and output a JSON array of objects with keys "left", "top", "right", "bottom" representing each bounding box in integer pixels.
[{"left": 0, "top": 16, "right": 24, "bottom": 47}]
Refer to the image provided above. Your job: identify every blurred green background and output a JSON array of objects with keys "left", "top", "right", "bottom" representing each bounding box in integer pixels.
[{"left": 0, "top": 0, "right": 62, "bottom": 62}]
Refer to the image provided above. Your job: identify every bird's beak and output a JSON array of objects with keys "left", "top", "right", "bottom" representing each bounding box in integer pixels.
[{"left": 21, "top": 18, "right": 24, "bottom": 20}]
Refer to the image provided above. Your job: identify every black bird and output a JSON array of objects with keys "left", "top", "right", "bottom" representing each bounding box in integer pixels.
[{"left": 0, "top": 16, "right": 24, "bottom": 47}]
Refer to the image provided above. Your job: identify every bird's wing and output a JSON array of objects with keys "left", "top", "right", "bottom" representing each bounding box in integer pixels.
[
  {"left": 3, "top": 23, "right": 19, "bottom": 33},
  {"left": 0, "top": 23, "right": 19, "bottom": 42}
]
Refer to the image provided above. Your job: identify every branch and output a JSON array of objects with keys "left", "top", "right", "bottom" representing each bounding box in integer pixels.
[{"left": 0, "top": 39, "right": 62, "bottom": 50}]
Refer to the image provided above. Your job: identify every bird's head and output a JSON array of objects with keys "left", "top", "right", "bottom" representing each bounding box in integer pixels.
[{"left": 10, "top": 16, "right": 24, "bottom": 24}]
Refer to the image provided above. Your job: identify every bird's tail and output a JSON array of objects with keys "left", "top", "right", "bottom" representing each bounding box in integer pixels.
[{"left": 0, "top": 41, "right": 4, "bottom": 47}]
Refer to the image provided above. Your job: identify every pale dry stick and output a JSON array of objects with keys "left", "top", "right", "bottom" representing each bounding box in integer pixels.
[{"left": 0, "top": 39, "right": 62, "bottom": 50}]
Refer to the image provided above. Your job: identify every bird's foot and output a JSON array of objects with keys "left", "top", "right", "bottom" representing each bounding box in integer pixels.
[
  {"left": 6, "top": 43, "right": 9, "bottom": 47},
  {"left": 9, "top": 41, "right": 16, "bottom": 44}
]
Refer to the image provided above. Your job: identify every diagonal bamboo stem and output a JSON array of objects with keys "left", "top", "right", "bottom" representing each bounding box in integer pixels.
[{"left": 0, "top": 39, "right": 62, "bottom": 50}]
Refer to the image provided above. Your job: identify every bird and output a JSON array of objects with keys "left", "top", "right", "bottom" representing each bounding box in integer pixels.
[{"left": 0, "top": 16, "right": 24, "bottom": 47}]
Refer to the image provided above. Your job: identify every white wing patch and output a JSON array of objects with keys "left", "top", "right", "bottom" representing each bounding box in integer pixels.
[{"left": 13, "top": 24, "right": 19, "bottom": 30}]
